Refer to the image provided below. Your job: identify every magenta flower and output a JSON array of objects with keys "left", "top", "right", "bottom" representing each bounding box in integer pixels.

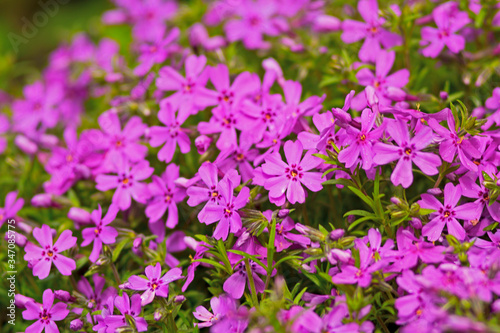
[
  {"left": 95, "top": 157, "right": 153, "bottom": 211},
  {"left": 421, "top": 2, "right": 470, "bottom": 58},
  {"left": 261, "top": 140, "right": 323, "bottom": 206},
  {"left": 156, "top": 54, "right": 216, "bottom": 118},
  {"left": 104, "top": 293, "right": 148, "bottom": 332},
  {"left": 149, "top": 103, "right": 191, "bottom": 163},
  {"left": 208, "top": 64, "right": 260, "bottom": 109},
  {"left": 189, "top": 23, "right": 226, "bottom": 51},
  {"left": 262, "top": 210, "right": 310, "bottom": 252},
  {"left": 428, "top": 111, "right": 481, "bottom": 172},
  {"left": 459, "top": 174, "right": 500, "bottom": 222},
  {"left": 0, "top": 113, "right": 9, "bottom": 154},
  {"left": 198, "top": 104, "right": 242, "bottom": 151},
  {"left": 338, "top": 108, "right": 385, "bottom": 170},
  {"left": 103, "top": 0, "right": 178, "bottom": 42},
  {"left": 24, "top": 225, "right": 77, "bottom": 279},
  {"left": 224, "top": 0, "right": 285, "bottom": 49},
  {"left": 81, "top": 205, "right": 119, "bottom": 262},
  {"left": 352, "top": 51, "right": 409, "bottom": 110},
  {"left": 133, "top": 27, "right": 180, "bottom": 76},
  {"left": 77, "top": 274, "right": 117, "bottom": 312},
  {"left": 282, "top": 80, "right": 325, "bottom": 135},
  {"left": 194, "top": 295, "right": 236, "bottom": 328},
  {"left": 43, "top": 127, "right": 100, "bottom": 195},
  {"left": 12, "top": 80, "right": 62, "bottom": 133},
  {"left": 22, "top": 289, "right": 69, "bottom": 333},
  {"left": 420, "top": 183, "right": 480, "bottom": 241},
  {"left": 331, "top": 239, "right": 386, "bottom": 287},
  {"left": 95, "top": 111, "right": 148, "bottom": 170},
  {"left": 394, "top": 228, "right": 446, "bottom": 270},
  {"left": 199, "top": 176, "right": 250, "bottom": 240},
  {"left": 223, "top": 260, "right": 267, "bottom": 299},
  {"left": 121, "top": 262, "right": 183, "bottom": 306},
  {"left": 373, "top": 119, "right": 441, "bottom": 188},
  {"left": 239, "top": 94, "right": 285, "bottom": 144},
  {"left": 341, "top": 0, "right": 402, "bottom": 62},
  {"left": 145, "top": 164, "right": 186, "bottom": 228},
  {"left": 187, "top": 162, "right": 241, "bottom": 220},
  {"left": 215, "top": 140, "right": 259, "bottom": 183},
  {"left": 0, "top": 191, "right": 24, "bottom": 227}
]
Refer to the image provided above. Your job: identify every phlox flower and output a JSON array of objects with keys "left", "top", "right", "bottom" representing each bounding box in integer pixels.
[
  {"left": 121, "top": 262, "right": 183, "bottom": 306},
  {"left": 145, "top": 164, "right": 186, "bottom": 229},
  {"left": 199, "top": 175, "right": 250, "bottom": 240},
  {"left": 373, "top": 118, "right": 441, "bottom": 188},
  {"left": 81, "top": 205, "right": 119, "bottom": 262},
  {"left": 24, "top": 224, "right": 77, "bottom": 279},
  {"left": 104, "top": 293, "right": 148, "bottom": 332},
  {"left": 0, "top": 191, "right": 24, "bottom": 227},
  {"left": 22, "top": 289, "right": 69, "bottom": 333},
  {"left": 261, "top": 140, "right": 323, "bottom": 206},
  {"left": 149, "top": 103, "right": 191, "bottom": 163},
  {"left": 420, "top": 183, "right": 480, "bottom": 241},
  {"left": 95, "top": 156, "right": 153, "bottom": 211},
  {"left": 194, "top": 294, "right": 236, "bottom": 328},
  {"left": 341, "top": 0, "right": 402, "bottom": 62}
]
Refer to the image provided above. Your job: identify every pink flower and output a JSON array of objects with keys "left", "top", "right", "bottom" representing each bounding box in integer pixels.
[
  {"left": 24, "top": 225, "right": 77, "bottom": 279},
  {"left": 421, "top": 2, "right": 471, "bottom": 58},
  {"left": 145, "top": 164, "right": 187, "bottom": 228},
  {"left": 149, "top": 103, "right": 191, "bottom": 163},
  {"left": 81, "top": 205, "right": 119, "bottom": 262},
  {"left": 261, "top": 140, "right": 323, "bottom": 206},
  {"left": 22, "top": 289, "right": 69, "bottom": 333},
  {"left": 95, "top": 156, "right": 153, "bottom": 211},
  {"left": 341, "top": 0, "right": 402, "bottom": 62},
  {"left": 121, "top": 262, "right": 183, "bottom": 305}
]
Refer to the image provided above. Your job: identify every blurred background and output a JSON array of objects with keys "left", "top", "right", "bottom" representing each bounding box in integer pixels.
[{"left": 0, "top": 0, "right": 109, "bottom": 90}]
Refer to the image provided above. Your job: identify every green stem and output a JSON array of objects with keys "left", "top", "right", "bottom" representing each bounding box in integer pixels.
[
  {"left": 245, "top": 258, "right": 259, "bottom": 306},
  {"left": 110, "top": 262, "right": 121, "bottom": 286}
]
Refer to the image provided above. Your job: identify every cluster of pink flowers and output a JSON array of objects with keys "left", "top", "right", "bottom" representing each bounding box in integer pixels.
[{"left": 3, "top": 0, "right": 500, "bottom": 332}]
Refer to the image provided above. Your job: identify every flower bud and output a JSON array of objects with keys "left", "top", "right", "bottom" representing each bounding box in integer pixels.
[
  {"left": 439, "top": 91, "right": 448, "bottom": 100},
  {"left": 174, "top": 295, "right": 186, "bottom": 303},
  {"left": 409, "top": 218, "right": 422, "bottom": 229},
  {"left": 70, "top": 319, "right": 84, "bottom": 331},
  {"left": 68, "top": 207, "right": 92, "bottom": 227},
  {"left": 154, "top": 309, "right": 164, "bottom": 321},
  {"left": 15, "top": 135, "right": 38, "bottom": 155},
  {"left": 313, "top": 15, "right": 341, "bottom": 32},
  {"left": 492, "top": 299, "right": 500, "bottom": 313},
  {"left": 427, "top": 188, "right": 442, "bottom": 196},
  {"left": 55, "top": 290, "right": 74, "bottom": 302},
  {"left": 31, "top": 194, "right": 55, "bottom": 207},
  {"left": 329, "top": 229, "right": 344, "bottom": 241},
  {"left": 132, "top": 236, "right": 144, "bottom": 257},
  {"left": 15, "top": 294, "right": 35, "bottom": 308},
  {"left": 195, "top": 135, "right": 212, "bottom": 154},
  {"left": 277, "top": 209, "right": 290, "bottom": 218},
  {"left": 409, "top": 203, "right": 420, "bottom": 215}
]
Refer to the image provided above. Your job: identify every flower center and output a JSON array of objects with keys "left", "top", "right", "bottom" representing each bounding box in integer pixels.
[
  {"left": 122, "top": 178, "right": 129, "bottom": 185},
  {"left": 443, "top": 211, "right": 451, "bottom": 218},
  {"left": 116, "top": 140, "right": 122, "bottom": 147},
  {"left": 47, "top": 250, "right": 54, "bottom": 257},
  {"left": 66, "top": 154, "right": 73, "bottom": 162},
  {"left": 405, "top": 148, "right": 412, "bottom": 155},
  {"left": 151, "top": 283, "right": 158, "bottom": 290},
  {"left": 359, "top": 134, "right": 366, "bottom": 141},
  {"left": 225, "top": 208, "right": 231, "bottom": 214},
  {"left": 211, "top": 191, "right": 218, "bottom": 198},
  {"left": 236, "top": 153, "right": 245, "bottom": 161},
  {"left": 165, "top": 195, "right": 172, "bottom": 202}
]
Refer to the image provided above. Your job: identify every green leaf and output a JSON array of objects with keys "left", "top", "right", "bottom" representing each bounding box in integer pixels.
[
  {"left": 293, "top": 287, "right": 308, "bottom": 304},
  {"left": 348, "top": 216, "right": 377, "bottom": 231},
  {"left": 343, "top": 210, "right": 378, "bottom": 218},
  {"left": 193, "top": 259, "right": 228, "bottom": 272},
  {"left": 112, "top": 239, "right": 129, "bottom": 263},
  {"left": 273, "top": 255, "right": 303, "bottom": 269},
  {"left": 323, "top": 178, "right": 355, "bottom": 187},
  {"left": 347, "top": 186, "right": 374, "bottom": 209},
  {"left": 227, "top": 250, "right": 269, "bottom": 272}
]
